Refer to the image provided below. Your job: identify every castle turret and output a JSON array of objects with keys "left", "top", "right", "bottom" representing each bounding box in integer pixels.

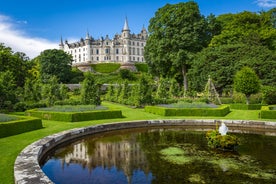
[
  {"left": 122, "top": 17, "right": 130, "bottom": 39},
  {"left": 59, "top": 36, "right": 64, "bottom": 49}
]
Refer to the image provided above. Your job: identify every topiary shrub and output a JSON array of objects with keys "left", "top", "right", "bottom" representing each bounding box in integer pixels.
[{"left": 260, "top": 106, "right": 276, "bottom": 119}]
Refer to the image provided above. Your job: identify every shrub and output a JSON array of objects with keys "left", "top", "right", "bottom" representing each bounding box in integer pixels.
[
  {"left": 260, "top": 106, "right": 276, "bottom": 119},
  {"left": 229, "top": 104, "right": 263, "bottom": 110},
  {"left": 261, "top": 86, "right": 276, "bottom": 105},
  {"left": 81, "top": 73, "right": 101, "bottom": 105},
  {"left": 119, "top": 69, "right": 136, "bottom": 80},
  {"left": 135, "top": 63, "right": 148, "bottom": 73},
  {"left": 0, "top": 116, "right": 42, "bottom": 138}
]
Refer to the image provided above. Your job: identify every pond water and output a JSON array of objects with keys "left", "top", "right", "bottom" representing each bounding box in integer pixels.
[{"left": 41, "top": 127, "right": 276, "bottom": 184}]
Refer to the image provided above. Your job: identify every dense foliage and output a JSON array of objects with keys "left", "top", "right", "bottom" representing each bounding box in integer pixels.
[
  {"left": 234, "top": 67, "right": 261, "bottom": 104},
  {"left": 144, "top": 1, "right": 209, "bottom": 92},
  {"left": 36, "top": 49, "right": 72, "bottom": 83}
]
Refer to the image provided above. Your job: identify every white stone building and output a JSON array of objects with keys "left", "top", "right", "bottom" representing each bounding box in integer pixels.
[{"left": 59, "top": 18, "right": 148, "bottom": 66}]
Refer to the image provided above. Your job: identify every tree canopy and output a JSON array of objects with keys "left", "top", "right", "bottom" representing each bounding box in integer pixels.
[
  {"left": 234, "top": 67, "right": 260, "bottom": 104},
  {"left": 144, "top": 1, "right": 208, "bottom": 92},
  {"left": 36, "top": 49, "right": 72, "bottom": 83}
]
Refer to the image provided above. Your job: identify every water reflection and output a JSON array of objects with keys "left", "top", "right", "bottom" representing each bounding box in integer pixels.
[{"left": 42, "top": 128, "right": 276, "bottom": 184}]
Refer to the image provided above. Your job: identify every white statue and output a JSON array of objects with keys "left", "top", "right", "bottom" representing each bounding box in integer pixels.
[{"left": 219, "top": 122, "right": 228, "bottom": 136}]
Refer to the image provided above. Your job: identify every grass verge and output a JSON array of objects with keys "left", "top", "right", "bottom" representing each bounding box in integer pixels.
[{"left": 1, "top": 101, "right": 275, "bottom": 184}]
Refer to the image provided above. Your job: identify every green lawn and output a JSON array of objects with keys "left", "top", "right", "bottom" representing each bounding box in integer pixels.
[{"left": 1, "top": 102, "right": 274, "bottom": 184}]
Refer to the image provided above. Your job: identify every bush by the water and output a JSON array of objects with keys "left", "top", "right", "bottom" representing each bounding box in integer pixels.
[{"left": 206, "top": 130, "right": 239, "bottom": 150}]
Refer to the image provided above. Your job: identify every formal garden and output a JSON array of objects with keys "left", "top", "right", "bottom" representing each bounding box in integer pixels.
[{"left": 1, "top": 2, "right": 276, "bottom": 183}]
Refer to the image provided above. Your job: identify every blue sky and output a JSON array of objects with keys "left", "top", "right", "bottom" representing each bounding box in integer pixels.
[{"left": 0, "top": 0, "right": 275, "bottom": 58}]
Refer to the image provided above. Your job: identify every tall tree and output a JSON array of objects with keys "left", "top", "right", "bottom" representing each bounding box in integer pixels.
[
  {"left": 0, "top": 43, "right": 31, "bottom": 87},
  {"left": 144, "top": 1, "right": 207, "bottom": 93},
  {"left": 81, "top": 73, "right": 101, "bottom": 105},
  {"left": 210, "top": 10, "right": 276, "bottom": 50},
  {"left": 188, "top": 44, "right": 276, "bottom": 94},
  {"left": 234, "top": 67, "right": 260, "bottom": 104},
  {"left": 37, "top": 49, "right": 72, "bottom": 83}
]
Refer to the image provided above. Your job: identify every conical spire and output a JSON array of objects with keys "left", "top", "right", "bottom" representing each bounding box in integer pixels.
[
  {"left": 123, "top": 17, "right": 130, "bottom": 31},
  {"left": 86, "top": 30, "right": 90, "bottom": 39},
  {"left": 59, "top": 36, "right": 64, "bottom": 46}
]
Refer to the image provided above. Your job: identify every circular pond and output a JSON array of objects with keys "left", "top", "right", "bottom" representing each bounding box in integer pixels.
[{"left": 41, "top": 127, "right": 276, "bottom": 184}]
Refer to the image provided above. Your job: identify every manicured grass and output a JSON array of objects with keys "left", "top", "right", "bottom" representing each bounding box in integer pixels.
[{"left": 1, "top": 102, "right": 275, "bottom": 184}]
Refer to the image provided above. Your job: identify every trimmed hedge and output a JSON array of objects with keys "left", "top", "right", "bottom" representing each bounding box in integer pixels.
[
  {"left": 229, "top": 104, "right": 263, "bottom": 110},
  {"left": 260, "top": 106, "right": 276, "bottom": 119},
  {"left": 0, "top": 116, "right": 42, "bottom": 138},
  {"left": 91, "top": 63, "right": 121, "bottom": 73},
  {"left": 25, "top": 109, "right": 123, "bottom": 122},
  {"left": 144, "top": 105, "right": 230, "bottom": 117}
]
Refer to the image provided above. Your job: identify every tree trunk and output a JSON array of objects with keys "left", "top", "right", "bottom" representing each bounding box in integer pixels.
[
  {"left": 182, "top": 65, "right": 188, "bottom": 96},
  {"left": 246, "top": 95, "right": 250, "bottom": 105}
]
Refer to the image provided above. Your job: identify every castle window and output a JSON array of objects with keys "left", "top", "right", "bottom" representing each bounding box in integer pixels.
[
  {"left": 137, "top": 42, "right": 139, "bottom": 46},
  {"left": 137, "top": 48, "right": 140, "bottom": 55},
  {"left": 116, "top": 56, "right": 119, "bottom": 61},
  {"left": 137, "top": 57, "right": 140, "bottom": 61},
  {"left": 97, "top": 57, "right": 99, "bottom": 61},
  {"left": 133, "top": 42, "right": 135, "bottom": 45},
  {"left": 133, "top": 48, "right": 135, "bottom": 55},
  {"left": 133, "top": 57, "right": 135, "bottom": 61},
  {"left": 116, "top": 49, "right": 119, "bottom": 54},
  {"left": 96, "top": 49, "right": 99, "bottom": 54},
  {"left": 105, "top": 49, "right": 109, "bottom": 54},
  {"left": 141, "top": 43, "right": 144, "bottom": 47},
  {"left": 106, "top": 42, "right": 108, "bottom": 45}
]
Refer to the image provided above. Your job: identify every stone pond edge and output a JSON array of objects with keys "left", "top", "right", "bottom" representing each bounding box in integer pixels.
[{"left": 14, "top": 119, "right": 276, "bottom": 184}]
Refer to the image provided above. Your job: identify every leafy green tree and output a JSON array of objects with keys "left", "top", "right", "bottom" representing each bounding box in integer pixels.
[
  {"left": 23, "top": 78, "right": 42, "bottom": 102},
  {"left": 144, "top": 1, "right": 207, "bottom": 93},
  {"left": 169, "top": 78, "right": 181, "bottom": 98},
  {"left": 234, "top": 67, "right": 260, "bottom": 104},
  {"left": 37, "top": 49, "right": 72, "bottom": 83},
  {"left": 210, "top": 10, "right": 276, "bottom": 50},
  {"left": 261, "top": 86, "right": 276, "bottom": 105},
  {"left": 105, "top": 85, "right": 115, "bottom": 102},
  {"left": 0, "top": 43, "right": 31, "bottom": 87},
  {"left": 81, "top": 73, "right": 101, "bottom": 105},
  {"left": 42, "top": 76, "right": 61, "bottom": 106},
  {"left": 137, "top": 74, "right": 153, "bottom": 106},
  {"left": 0, "top": 71, "right": 17, "bottom": 111},
  {"left": 155, "top": 77, "right": 169, "bottom": 100},
  {"left": 118, "top": 80, "right": 130, "bottom": 104},
  {"left": 188, "top": 44, "right": 276, "bottom": 93}
]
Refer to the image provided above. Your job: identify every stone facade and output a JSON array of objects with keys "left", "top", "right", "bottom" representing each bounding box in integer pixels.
[{"left": 59, "top": 18, "right": 148, "bottom": 66}]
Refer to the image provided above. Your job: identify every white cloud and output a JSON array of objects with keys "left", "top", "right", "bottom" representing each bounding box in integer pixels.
[
  {"left": 256, "top": 0, "right": 276, "bottom": 8},
  {"left": 0, "top": 14, "right": 57, "bottom": 59}
]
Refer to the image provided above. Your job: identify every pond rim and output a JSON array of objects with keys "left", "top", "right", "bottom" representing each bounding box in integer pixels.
[{"left": 14, "top": 119, "right": 276, "bottom": 184}]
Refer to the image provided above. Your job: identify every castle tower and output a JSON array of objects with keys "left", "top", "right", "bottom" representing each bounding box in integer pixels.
[
  {"left": 122, "top": 17, "right": 130, "bottom": 62},
  {"left": 59, "top": 36, "right": 64, "bottom": 50}
]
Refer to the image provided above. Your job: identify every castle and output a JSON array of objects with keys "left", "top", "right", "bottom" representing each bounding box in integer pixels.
[{"left": 59, "top": 18, "right": 148, "bottom": 70}]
